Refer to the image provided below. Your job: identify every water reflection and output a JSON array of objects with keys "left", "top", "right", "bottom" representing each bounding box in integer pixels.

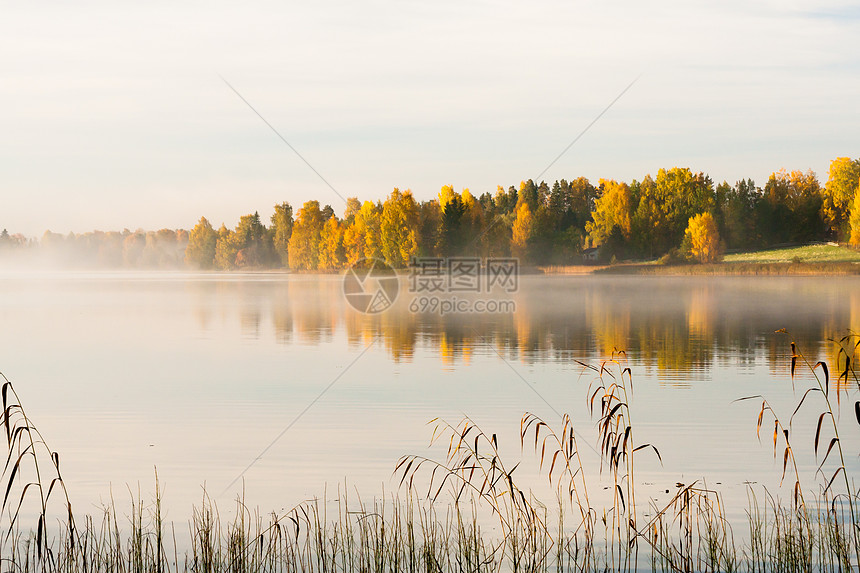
[
  {"left": 186, "top": 275, "right": 860, "bottom": 379},
  {"left": 2, "top": 271, "right": 858, "bottom": 527}
]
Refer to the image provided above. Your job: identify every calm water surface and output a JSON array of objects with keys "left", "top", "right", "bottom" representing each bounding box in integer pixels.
[{"left": 0, "top": 272, "right": 858, "bottom": 529}]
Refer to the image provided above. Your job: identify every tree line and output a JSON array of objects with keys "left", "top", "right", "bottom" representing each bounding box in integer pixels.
[{"left": 4, "top": 157, "right": 860, "bottom": 269}]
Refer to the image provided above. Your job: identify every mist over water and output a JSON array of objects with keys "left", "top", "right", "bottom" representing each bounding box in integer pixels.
[{"left": 0, "top": 271, "right": 858, "bottom": 530}]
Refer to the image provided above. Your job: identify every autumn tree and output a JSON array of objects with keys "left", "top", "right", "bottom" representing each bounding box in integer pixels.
[
  {"left": 318, "top": 217, "right": 345, "bottom": 269},
  {"left": 850, "top": 187, "right": 860, "bottom": 246},
  {"left": 822, "top": 157, "right": 860, "bottom": 238},
  {"left": 288, "top": 201, "right": 325, "bottom": 270},
  {"left": 343, "top": 198, "right": 361, "bottom": 224},
  {"left": 511, "top": 197, "right": 534, "bottom": 261},
  {"left": 381, "top": 188, "right": 419, "bottom": 267},
  {"left": 683, "top": 212, "right": 722, "bottom": 263},
  {"left": 518, "top": 180, "right": 539, "bottom": 211},
  {"left": 342, "top": 214, "right": 363, "bottom": 265},
  {"left": 343, "top": 200, "right": 383, "bottom": 264},
  {"left": 214, "top": 224, "right": 237, "bottom": 270},
  {"left": 638, "top": 168, "right": 714, "bottom": 256},
  {"left": 341, "top": 197, "right": 365, "bottom": 263},
  {"left": 185, "top": 216, "right": 218, "bottom": 269},
  {"left": 587, "top": 179, "right": 633, "bottom": 247},
  {"left": 438, "top": 185, "right": 457, "bottom": 212},
  {"left": 360, "top": 201, "right": 383, "bottom": 260},
  {"left": 271, "top": 202, "right": 294, "bottom": 267}
]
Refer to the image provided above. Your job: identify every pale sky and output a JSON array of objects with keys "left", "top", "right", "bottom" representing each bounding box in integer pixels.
[{"left": 2, "top": 0, "right": 859, "bottom": 236}]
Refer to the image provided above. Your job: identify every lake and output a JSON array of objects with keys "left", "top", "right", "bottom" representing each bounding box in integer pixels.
[{"left": 0, "top": 271, "right": 858, "bottom": 533}]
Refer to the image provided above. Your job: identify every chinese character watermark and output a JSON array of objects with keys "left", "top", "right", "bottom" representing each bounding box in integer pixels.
[{"left": 409, "top": 257, "right": 518, "bottom": 295}]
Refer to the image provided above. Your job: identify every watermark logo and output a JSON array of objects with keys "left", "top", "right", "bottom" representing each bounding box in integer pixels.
[
  {"left": 343, "top": 258, "right": 400, "bottom": 314},
  {"left": 343, "top": 257, "right": 519, "bottom": 315}
]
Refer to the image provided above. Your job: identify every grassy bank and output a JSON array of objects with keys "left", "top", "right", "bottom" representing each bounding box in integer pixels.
[
  {"left": 724, "top": 243, "right": 860, "bottom": 264},
  {"left": 585, "top": 244, "right": 860, "bottom": 276},
  {"left": 595, "top": 260, "right": 860, "bottom": 276}
]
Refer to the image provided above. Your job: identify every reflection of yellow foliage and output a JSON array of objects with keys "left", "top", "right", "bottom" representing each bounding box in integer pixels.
[
  {"left": 515, "top": 311, "right": 531, "bottom": 357},
  {"left": 380, "top": 313, "right": 416, "bottom": 363},
  {"left": 589, "top": 293, "right": 630, "bottom": 357},
  {"left": 852, "top": 291, "right": 860, "bottom": 335},
  {"left": 439, "top": 333, "right": 455, "bottom": 366},
  {"left": 827, "top": 290, "right": 860, "bottom": 389},
  {"left": 189, "top": 274, "right": 860, "bottom": 377},
  {"left": 461, "top": 341, "right": 473, "bottom": 365},
  {"left": 687, "top": 287, "right": 713, "bottom": 338}
]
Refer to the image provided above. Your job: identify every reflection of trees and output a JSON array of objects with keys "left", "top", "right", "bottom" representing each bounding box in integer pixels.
[
  {"left": 822, "top": 288, "right": 860, "bottom": 390},
  {"left": 588, "top": 288, "right": 631, "bottom": 357},
  {"left": 185, "top": 275, "right": 860, "bottom": 378},
  {"left": 344, "top": 308, "right": 418, "bottom": 362},
  {"left": 290, "top": 279, "right": 339, "bottom": 344},
  {"left": 272, "top": 294, "right": 293, "bottom": 344}
]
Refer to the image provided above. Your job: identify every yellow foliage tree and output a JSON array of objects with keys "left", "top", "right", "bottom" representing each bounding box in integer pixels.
[
  {"left": 318, "top": 217, "right": 344, "bottom": 269},
  {"left": 214, "top": 224, "right": 238, "bottom": 270},
  {"left": 438, "top": 185, "right": 457, "bottom": 212},
  {"left": 381, "top": 188, "right": 419, "bottom": 267},
  {"left": 586, "top": 179, "right": 632, "bottom": 246},
  {"left": 185, "top": 216, "right": 217, "bottom": 269},
  {"left": 850, "top": 185, "right": 860, "bottom": 246},
  {"left": 360, "top": 201, "right": 383, "bottom": 260},
  {"left": 343, "top": 201, "right": 382, "bottom": 264},
  {"left": 511, "top": 199, "right": 534, "bottom": 260},
  {"left": 822, "top": 157, "right": 860, "bottom": 236},
  {"left": 342, "top": 209, "right": 363, "bottom": 266},
  {"left": 288, "top": 201, "right": 324, "bottom": 270},
  {"left": 684, "top": 212, "right": 721, "bottom": 263}
]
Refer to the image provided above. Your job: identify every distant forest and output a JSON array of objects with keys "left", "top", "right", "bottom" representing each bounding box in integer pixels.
[{"left": 3, "top": 157, "right": 860, "bottom": 269}]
